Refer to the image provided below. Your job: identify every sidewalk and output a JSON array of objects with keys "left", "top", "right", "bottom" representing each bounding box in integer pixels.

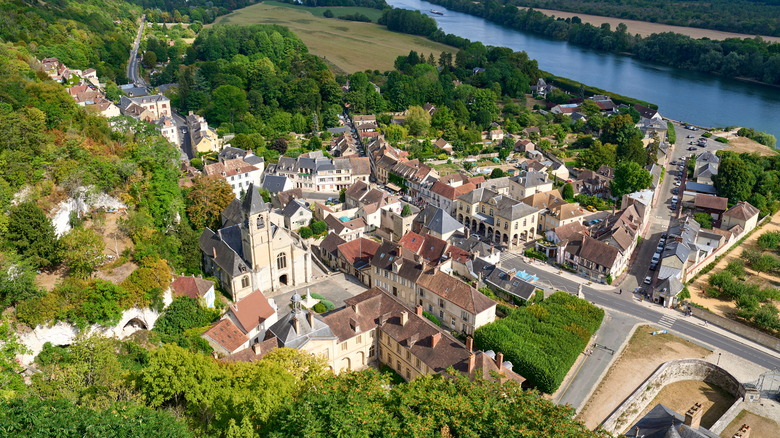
[{"left": 520, "top": 255, "right": 614, "bottom": 291}]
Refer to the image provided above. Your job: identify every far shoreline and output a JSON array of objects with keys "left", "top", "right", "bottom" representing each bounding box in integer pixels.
[{"left": 521, "top": 7, "right": 780, "bottom": 43}]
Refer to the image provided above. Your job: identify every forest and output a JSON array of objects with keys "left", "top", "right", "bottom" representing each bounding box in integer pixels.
[
  {"left": 507, "top": 0, "right": 780, "bottom": 37},
  {"left": 422, "top": 0, "right": 780, "bottom": 85}
]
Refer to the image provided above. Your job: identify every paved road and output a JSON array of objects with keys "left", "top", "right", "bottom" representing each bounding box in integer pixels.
[{"left": 127, "top": 16, "right": 145, "bottom": 86}]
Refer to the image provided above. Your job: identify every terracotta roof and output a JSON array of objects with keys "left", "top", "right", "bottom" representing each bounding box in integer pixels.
[
  {"left": 204, "top": 158, "right": 259, "bottom": 178},
  {"left": 228, "top": 290, "right": 276, "bottom": 333},
  {"left": 319, "top": 232, "right": 347, "bottom": 256},
  {"left": 170, "top": 275, "right": 214, "bottom": 300},
  {"left": 337, "top": 238, "right": 380, "bottom": 265},
  {"left": 417, "top": 234, "right": 448, "bottom": 263},
  {"left": 277, "top": 188, "right": 303, "bottom": 208},
  {"left": 416, "top": 269, "right": 495, "bottom": 314},
  {"left": 579, "top": 235, "right": 620, "bottom": 269},
  {"left": 469, "top": 176, "right": 486, "bottom": 185},
  {"left": 693, "top": 194, "right": 728, "bottom": 211},
  {"left": 203, "top": 319, "right": 248, "bottom": 353},
  {"left": 723, "top": 201, "right": 759, "bottom": 221},
  {"left": 398, "top": 231, "right": 425, "bottom": 253},
  {"left": 222, "top": 337, "right": 279, "bottom": 362},
  {"left": 553, "top": 222, "right": 589, "bottom": 243},
  {"left": 444, "top": 245, "right": 471, "bottom": 263}
]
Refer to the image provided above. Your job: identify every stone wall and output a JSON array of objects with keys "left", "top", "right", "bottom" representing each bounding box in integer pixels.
[
  {"left": 601, "top": 359, "right": 741, "bottom": 435},
  {"left": 690, "top": 306, "right": 780, "bottom": 353}
]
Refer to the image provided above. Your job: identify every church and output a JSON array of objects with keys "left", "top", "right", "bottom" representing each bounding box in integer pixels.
[{"left": 199, "top": 183, "right": 312, "bottom": 300}]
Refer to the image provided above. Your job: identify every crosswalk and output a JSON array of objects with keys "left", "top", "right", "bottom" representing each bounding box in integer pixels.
[{"left": 657, "top": 314, "right": 677, "bottom": 329}]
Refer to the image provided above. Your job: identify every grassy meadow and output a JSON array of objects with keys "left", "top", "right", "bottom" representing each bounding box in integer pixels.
[{"left": 212, "top": 2, "right": 457, "bottom": 73}]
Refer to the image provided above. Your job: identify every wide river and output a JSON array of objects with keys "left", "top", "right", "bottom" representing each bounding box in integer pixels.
[{"left": 388, "top": 0, "right": 780, "bottom": 139}]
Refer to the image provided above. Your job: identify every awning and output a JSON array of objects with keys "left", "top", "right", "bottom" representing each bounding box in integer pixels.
[{"left": 386, "top": 183, "right": 402, "bottom": 192}]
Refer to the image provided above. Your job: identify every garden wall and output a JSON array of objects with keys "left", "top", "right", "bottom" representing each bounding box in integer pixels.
[
  {"left": 601, "top": 359, "right": 741, "bottom": 435},
  {"left": 689, "top": 306, "right": 780, "bottom": 353}
]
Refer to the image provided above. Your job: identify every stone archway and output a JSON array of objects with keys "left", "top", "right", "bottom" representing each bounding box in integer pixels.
[
  {"left": 342, "top": 356, "right": 351, "bottom": 372},
  {"left": 123, "top": 317, "right": 148, "bottom": 331},
  {"left": 357, "top": 351, "right": 365, "bottom": 366},
  {"left": 279, "top": 274, "right": 288, "bottom": 286}
]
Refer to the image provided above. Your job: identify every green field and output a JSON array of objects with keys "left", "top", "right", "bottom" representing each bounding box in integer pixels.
[
  {"left": 262, "top": 1, "right": 384, "bottom": 22},
  {"left": 212, "top": 2, "right": 457, "bottom": 74}
]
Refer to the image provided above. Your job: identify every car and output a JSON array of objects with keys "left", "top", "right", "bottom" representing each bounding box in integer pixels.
[
  {"left": 583, "top": 220, "right": 594, "bottom": 226},
  {"left": 686, "top": 134, "right": 694, "bottom": 138},
  {"left": 688, "top": 147, "right": 697, "bottom": 151},
  {"left": 674, "top": 181, "right": 681, "bottom": 187},
  {"left": 650, "top": 262, "right": 658, "bottom": 271},
  {"left": 651, "top": 253, "right": 660, "bottom": 264},
  {"left": 586, "top": 205, "right": 597, "bottom": 212},
  {"left": 671, "top": 160, "right": 677, "bottom": 165},
  {"left": 672, "top": 196, "right": 679, "bottom": 202},
  {"left": 644, "top": 276, "right": 653, "bottom": 285}
]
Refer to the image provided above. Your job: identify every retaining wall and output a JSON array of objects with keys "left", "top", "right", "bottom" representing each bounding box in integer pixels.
[
  {"left": 601, "top": 359, "right": 741, "bottom": 435},
  {"left": 689, "top": 306, "right": 780, "bottom": 353}
]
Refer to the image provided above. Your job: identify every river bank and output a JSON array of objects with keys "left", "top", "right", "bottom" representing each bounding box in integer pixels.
[{"left": 522, "top": 7, "right": 780, "bottom": 44}]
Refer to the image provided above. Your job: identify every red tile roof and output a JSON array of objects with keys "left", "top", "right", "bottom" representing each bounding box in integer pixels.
[
  {"left": 203, "top": 319, "right": 248, "bottom": 353},
  {"left": 171, "top": 275, "right": 214, "bottom": 300},
  {"left": 228, "top": 290, "right": 276, "bottom": 333},
  {"left": 416, "top": 269, "right": 495, "bottom": 314},
  {"left": 398, "top": 231, "right": 425, "bottom": 253},
  {"left": 337, "top": 237, "right": 380, "bottom": 265}
]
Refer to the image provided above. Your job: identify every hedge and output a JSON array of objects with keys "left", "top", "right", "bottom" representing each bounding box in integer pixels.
[{"left": 474, "top": 292, "right": 604, "bottom": 393}]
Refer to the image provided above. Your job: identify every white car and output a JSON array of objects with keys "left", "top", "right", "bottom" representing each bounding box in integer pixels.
[
  {"left": 672, "top": 196, "right": 679, "bottom": 203},
  {"left": 644, "top": 276, "right": 652, "bottom": 285},
  {"left": 651, "top": 253, "right": 660, "bottom": 264}
]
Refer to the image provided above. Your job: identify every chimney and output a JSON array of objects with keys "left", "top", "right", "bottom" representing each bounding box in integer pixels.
[
  {"left": 252, "top": 341, "right": 261, "bottom": 355},
  {"left": 415, "top": 304, "right": 423, "bottom": 316},
  {"left": 400, "top": 311, "right": 408, "bottom": 326},
  {"left": 464, "top": 227, "right": 470, "bottom": 238},
  {"left": 468, "top": 352, "right": 476, "bottom": 373},
  {"left": 212, "top": 247, "right": 217, "bottom": 258},
  {"left": 732, "top": 424, "right": 751, "bottom": 438},
  {"left": 431, "top": 332, "right": 441, "bottom": 347},
  {"left": 307, "top": 311, "right": 315, "bottom": 327},
  {"left": 379, "top": 312, "right": 390, "bottom": 325},
  {"left": 466, "top": 336, "right": 473, "bottom": 352},
  {"left": 292, "top": 317, "right": 300, "bottom": 333},
  {"left": 496, "top": 352, "right": 504, "bottom": 371},
  {"left": 352, "top": 303, "right": 359, "bottom": 315},
  {"left": 684, "top": 402, "right": 703, "bottom": 429},
  {"left": 349, "top": 317, "right": 360, "bottom": 332}
]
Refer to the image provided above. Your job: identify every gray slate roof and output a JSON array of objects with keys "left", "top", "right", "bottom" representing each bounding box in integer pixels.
[
  {"left": 416, "top": 206, "right": 462, "bottom": 235},
  {"left": 266, "top": 308, "right": 337, "bottom": 350},
  {"left": 242, "top": 183, "right": 268, "bottom": 215},
  {"left": 484, "top": 268, "right": 536, "bottom": 301},
  {"left": 262, "top": 175, "right": 290, "bottom": 194},
  {"left": 624, "top": 404, "right": 719, "bottom": 438}
]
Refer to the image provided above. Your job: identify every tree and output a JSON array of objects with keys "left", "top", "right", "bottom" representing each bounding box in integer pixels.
[
  {"left": 0, "top": 318, "right": 28, "bottom": 396},
  {"left": 580, "top": 100, "right": 602, "bottom": 117},
  {"left": 154, "top": 297, "right": 218, "bottom": 338},
  {"left": 611, "top": 161, "right": 652, "bottom": 198},
  {"left": 757, "top": 232, "right": 780, "bottom": 251},
  {"left": 6, "top": 202, "right": 61, "bottom": 269},
  {"left": 714, "top": 155, "right": 756, "bottom": 202},
  {"left": 562, "top": 183, "right": 574, "bottom": 202},
  {"left": 383, "top": 124, "right": 407, "bottom": 143},
  {"left": 693, "top": 212, "right": 713, "bottom": 229},
  {"left": 616, "top": 135, "right": 647, "bottom": 166},
  {"left": 143, "top": 51, "right": 157, "bottom": 69},
  {"left": 323, "top": 9, "right": 334, "bottom": 18},
  {"left": 61, "top": 227, "right": 106, "bottom": 279},
  {"left": 0, "top": 256, "right": 43, "bottom": 307},
  {"left": 579, "top": 140, "right": 616, "bottom": 170},
  {"left": 270, "top": 138, "right": 288, "bottom": 154},
  {"left": 186, "top": 175, "right": 236, "bottom": 230},
  {"left": 310, "top": 221, "right": 327, "bottom": 235},
  {"left": 404, "top": 105, "right": 431, "bottom": 136},
  {"left": 298, "top": 227, "right": 313, "bottom": 239},
  {"left": 401, "top": 204, "right": 413, "bottom": 217},
  {"left": 490, "top": 168, "right": 505, "bottom": 179},
  {"left": 209, "top": 85, "right": 248, "bottom": 125},
  {"left": 338, "top": 188, "right": 346, "bottom": 203}
]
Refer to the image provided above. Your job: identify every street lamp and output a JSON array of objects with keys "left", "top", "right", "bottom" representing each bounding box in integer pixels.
[{"left": 716, "top": 352, "right": 721, "bottom": 366}]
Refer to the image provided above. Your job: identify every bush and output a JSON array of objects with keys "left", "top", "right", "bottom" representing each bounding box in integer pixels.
[
  {"left": 666, "top": 122, "right": 676, "bottom": 144},
  {"left": 524, "top": 248, "right": 547, "bottom": 261},
  {"left": 474, "top": 292, "right": 604, "bottom": 393},
  {"left": 310, "top": 293, "right": 335, "bottom": 311},
  {"left": 323, "top": 9, "right": 334, "bottom": 18},
  {"left": 298, "top": 227, "right": 313, "bottom": 238},
  {"left": 312, "top": 302, "right": 327, "bottom": 313},
  {"left": 422, "top": 311, "right": 441, "bottom": 326},
  {"left": 715, "top": 137, "right": 729, "bottom": 144},
  {"left": 757, "top": 231, "right": 780, "bottom": 251},
  {"left": 702, "top": 132, "right": 713, "bottom": 138},
  {"left": 310, "top": 221, "right": 327, "bottom": 235},
  {"left": 693, "top": 212, "right": 713, "bottom": 229}
]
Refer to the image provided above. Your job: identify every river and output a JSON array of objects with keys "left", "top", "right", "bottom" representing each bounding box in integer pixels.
[{"left": 388, "top": 0, "right": 780, "bottom": 140}]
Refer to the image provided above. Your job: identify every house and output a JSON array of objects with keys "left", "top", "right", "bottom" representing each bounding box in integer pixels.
[
  {"left": 378, "top": 202, "right": 419, "bottom": 242},
  {"left": 696, "top": 151, "right": 720, "bottom": 165},
  {"left": 720, "top": 201, "right": 760, "bottom": 233},
  {"left": 559, "top": 233, "right": 622, "bottom": 283},
  {"left": 434, "top": 138, "right": 453, "bottom": 155},
  {"left": 488, "top": 128, "right": 504, "bottom": 142},
  {"left": 277, "top": 188, "right": 304, "bottom": 209},
  {"left": 261, "top": 175, "right": 294, "bottom": 194},
  {"left": 369, "top": 240, "right": 425, "bottom": 301},
  {"left": 199, "top": 184, "right": 312, "bottom": 300},
  {"left": 271, "top": 153, "right": 371, "bottom": 193},
  {"left": 202, "top": 289, "right": 278, "bottom": 354},
  {"left": 514, "top": 139, "right": 535, "bottom": 153},
  {"left": 509, "top": 171, "right": 554, "bottom": 200},
  {"left": 624, "top": 402, "right": 717, "bottom": 438},
  {"left": 316, "top": 232, "right": 346, "bottom": 268},
  {"left": 187, "top": 111, "right": 221, "bottom": 154},
  {"left": 204, "top": 158, "right": 264, "bottom": 199},
  {"left": 281, "top": 199, "right": 313, "bottom": 231},
  {"left": 119, "top": 94, "right": 171, "bottom": 121},
  {"left": 324, "top": 215, "right": 367, "bottom": 242},
  {"left": 413, "top": 205, "right": 464, "bottom": 241},
  {"left": 416, "top": 269, "right": 496, "bottom": 335},
  {"left": 426, "top": 179, "right": 479, "bottom": 214},
  {"left": 573, "top": 167, "right": 614, "bottom": 198},
  {"left": 218, "top": 147, "right": 265, "bottom": 174},
  {"left": 171, "top": 275, "right": 216, "bottom": 308},
  {"left": 398, "top": 232, "right": 448, "bottom": 265},
  {"left": 634, "top": 104, "right": 663, "bottom": 122},
  {"left": 455, "top": 188, "right": 539, "bottom": 247},
  {"left": 155, "top": 116, "right": 179, "bottom": 145},
  {"left": 693, "top": 194, "right": 728, "bottom": 225},
  {"left": 588, "top": 95, "right": 617, "bottom": 113},
  {"left": 545, "top": 202, "right": 586, "bottom": 232},
  {"left": 544, "top": 222, "right": 589, "bottom": 258},
  {"left": 336, "top": 237, "right": 380, "bottom": 286},
  {"left": 522, "top": 126, "right": 541, "bottom": 138},
  {"left": 484, "top": 267, "right": 538, "bottom": 303},
  {"left": 530, "top": 78, "right": 554, "bottom": 98},
  {"left": 550, "top": 104, "right": 581, "bottom": 115},
  {"left": 693, "top": 162, "right": 718, "bottom": 185}
]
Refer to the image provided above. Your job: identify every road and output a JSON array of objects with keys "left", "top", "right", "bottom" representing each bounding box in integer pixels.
[{"left": 127, "top": 16, "right": 145, "bottom": 86}]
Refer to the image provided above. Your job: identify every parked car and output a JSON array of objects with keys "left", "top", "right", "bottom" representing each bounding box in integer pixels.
[
  {"left": 688, "top": 147, "right": 697, "bottom": 151},
  {"left": 671, "top": 160, "right": 678, "bottom": 165},
  {"left": 672, "top": 196, "right": 679, "bottom": 202},
  {"left": 650, "top": 262, "right": 658, "bottom": 271},
  {"left": 686, "top": 134, "right": 694, "bottom": 138},
  {"left": 644, "top": 276, "right": 653, "bottom": 285},
  {"left": 586, "top": 205, "right": 598, "bottom": 212},
  {"left": 651, "top": 253, "right": 660, "bottom": 264}
]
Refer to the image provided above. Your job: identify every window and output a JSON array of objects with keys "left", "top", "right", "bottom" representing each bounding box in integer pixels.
[
  {"left": 428, "top": 304, "right": 433, "bottom": 312},
  {"left": 416, "top": 358, "right": 421, "bottom": 368},
  {"left": 277, "top": 253, "right": 287, "bottom": 269},
  {"left": 397, "top": 359, "right": 401, "bottom": 370},
  {"left": 462, "top": 311, "right": 469, "bottom": 321},
  {"left": 396, "top": 343, "right": 400, "bottom": 353},
  {"left": 356, "top": 335, "right": 362, "bottom": 344},
  {"left": 341, "top": 342, "right": 347, "bottom": 351},
  {"left": 406, "top": 351, "right": 411, "bottom": 360},
  {"left": 481, "top": 206, "right": 485, "bottom": 213},
  {"left": 451, "top": 317, "right": 456, "bottom": 327},
  {"left": 369, "top": 345, "right": 375, "bottom": 357},
  {"left": 419, "top": 289, "right": 424, "bottom": 297},
  {"left": 241, "top": 276, "right": 250, "bottom": 288},
  {"left": 514, "top": 223, "right": 518, "bottom": 229},
  {"left": 406, "top": 368, "right": 411, "bottom": 380},
  {"left": 523, "top": 219, "right": 527, "bottom": 226},
  {"left": 489, "top": 208, "right": 493, "bottom": 216},
  {"left": 438, "top": 298, "right": 445, "bottom": 308},
  {"left": 439, "top": 310, "right": 444, "bottom": 318}
]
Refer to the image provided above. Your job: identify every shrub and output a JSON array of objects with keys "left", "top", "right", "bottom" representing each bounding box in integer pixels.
[
  {"left": 524, "top": 248, "right": 547, "bottom": 261},
  {"left": 298, "top": 227, "right": 313, "bottom": 239},
  {"left": 422, "top": 311, "right": 441, "bottom": 326},
  {"left": 474, "top": 292, "right": 604, "bottom": 393},
  {"left": 312, "top": 302, "right": 327, "bottom": 313},
  {"left": 715, "top": 137, "right": 729, "bottom": 144},
  {"left": 310, "top": 221, "right": 327, "bottom": 235},
  {"left": 757, "top": 231, "right": 780, "bottom": 251},
  {"left": 310, "top": 293, "right": 335, "bottom": 311},
  {"left": 702, "top": 132, "right": 712, "bottom": 138}
]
